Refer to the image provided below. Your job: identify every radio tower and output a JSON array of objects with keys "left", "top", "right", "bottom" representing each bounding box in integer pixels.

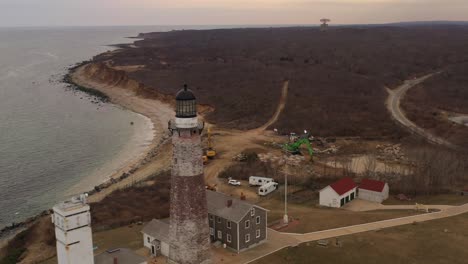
[
  {"left": 168, "top": 85, "right": 211, "bottom": 264},
  {"left": 320, "top": 18, "right": 331, "bottom": 31}
]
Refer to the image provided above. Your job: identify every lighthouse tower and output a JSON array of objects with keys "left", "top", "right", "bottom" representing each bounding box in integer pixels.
[
  {"left": 52, "top": 194, "right": 94, "bottom": 264},
  {"left": 168, "top": 85, "right": 211, "bottom": 264}
]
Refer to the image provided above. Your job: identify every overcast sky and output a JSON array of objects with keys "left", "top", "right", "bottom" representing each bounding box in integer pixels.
[{"left": 0, "top": 0, "right": 467, "bottom": 27}]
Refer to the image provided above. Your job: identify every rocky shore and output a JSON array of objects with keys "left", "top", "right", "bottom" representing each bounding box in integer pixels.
[{"left": 1, "top": 60, "right": 175, "bottom": 253}]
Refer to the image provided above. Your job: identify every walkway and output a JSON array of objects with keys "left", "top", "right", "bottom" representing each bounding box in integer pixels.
[
  {"left": 342, "top": 199, "right": 453, "bottom": 212},
  {"left": 213, "top": 202, "right": 468, "bottom": 264}
]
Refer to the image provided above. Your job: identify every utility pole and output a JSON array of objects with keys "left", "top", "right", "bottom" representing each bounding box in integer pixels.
[{"left": 283, "top": 167, "right": 289, "bottom": 225}]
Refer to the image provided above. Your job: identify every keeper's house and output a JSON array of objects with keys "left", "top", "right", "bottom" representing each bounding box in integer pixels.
[
  {"left": 142, "top": 190, "right": 268, "bottom": 257},
  {"left": 358, "top": 179, "right": 389, "bottom": 203},
  {"left": 319, "top": 177, "right": 357, "bottom": 208},
  {"left": 207, "top": 190, "right": 268, "bottom": 253}
]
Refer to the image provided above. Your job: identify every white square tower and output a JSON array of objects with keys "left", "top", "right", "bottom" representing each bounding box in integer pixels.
[{"left": 52, "top": 194, "right": 94, "bottom": 264}]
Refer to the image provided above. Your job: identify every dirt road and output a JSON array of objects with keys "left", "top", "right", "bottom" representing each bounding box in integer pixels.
[
  {"left": 204, "top": 81, "right": 289, "bottom": 186},
  {"left": 386, "top": 73, "right": 458, "bottom": 149},
  {"left": 256, "top": 81, "right": 289, "bottom": 132}
]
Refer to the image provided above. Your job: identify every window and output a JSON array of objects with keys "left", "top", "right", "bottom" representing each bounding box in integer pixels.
[
  {"left": 256, "top": 229, "right": 261, "bottom": 238},
  {"left": 217, "top": 217, "right": 221, "bottom": 223},
  {"left": 227, "top": 221, "right": 231, "bottom": 229},
  {"left": 245, "top": 220, "right": 250, "bottom": 229},
  {"left": 256, "top": 216, "right": 261, "bottom": 224},
  {"left": 251, "top": 208, "right": 255, "bottom": 216},
  {"left": 210, "top": 228, "right": 214, "bottom": 236},
  {"left": 147, "top": 236, "right": 150, "bottom": 243},
  {"left": 209, "top": 215, "right": 213, "bottom": 221},
  {"left": 227, "top": 234, "right": 232, "bottom": 243},
  {"left": 245, "top": 234, "right": 250, "bottom": 243},
  {"left": 156, "top": 245, "right": 161, "bottom": 250},
  {"left": 217, "top": 231, "right": 222, "bottom": 239}
]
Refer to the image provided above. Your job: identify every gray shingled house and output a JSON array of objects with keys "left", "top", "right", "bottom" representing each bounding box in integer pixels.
[
  {"left": 142, "top": 190, "right": 268, "bottom": 256},
  {"left": 207, "top": 190, "right": 268, "bottom": 252}
]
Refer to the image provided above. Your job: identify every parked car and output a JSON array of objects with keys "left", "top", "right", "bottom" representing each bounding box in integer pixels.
[{"left": 228, "top": 179, "right": 241, "bottom": 186}]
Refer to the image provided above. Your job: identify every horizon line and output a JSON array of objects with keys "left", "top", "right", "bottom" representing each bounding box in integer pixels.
[{"left": 1, "top": 20, "right": 468, "bottom": 29}]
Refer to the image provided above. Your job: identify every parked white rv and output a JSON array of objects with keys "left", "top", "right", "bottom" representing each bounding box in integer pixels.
[
  {"left": 249, "top": 176, "right": 274, "bottom": 186},
  {"left": 258, "top": 182, "right": 278, "bottom": 196}
]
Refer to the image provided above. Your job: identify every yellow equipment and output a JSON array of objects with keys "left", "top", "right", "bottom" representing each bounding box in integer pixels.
[{"left": 206, "top": 127, "right": 216, "bottom": 159}]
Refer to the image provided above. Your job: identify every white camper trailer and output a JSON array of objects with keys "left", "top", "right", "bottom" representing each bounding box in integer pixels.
[
  {"left": 258, "top": 182, "right": 278, "bottom": 196},
  {"left": 249, "top": 176, "right": 274, "bottom": 186}
]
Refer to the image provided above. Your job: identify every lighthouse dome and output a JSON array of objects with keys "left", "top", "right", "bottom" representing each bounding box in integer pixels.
[{"left": 175, "top": 84, "right": 197, "bottom": 118}]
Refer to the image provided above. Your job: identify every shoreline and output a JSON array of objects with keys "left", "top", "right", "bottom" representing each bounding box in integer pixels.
[
  {"left": 0, "top": 61, "right": 174, "bottom": 241},
  {"left": 69, "top": 63, "right": 174, "bottom": 202},
  {"left": 66, "top": 111, "right": 154, "bottom": 196}
]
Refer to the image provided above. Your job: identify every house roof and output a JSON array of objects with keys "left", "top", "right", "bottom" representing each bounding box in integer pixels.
[
  {"left": 329, "top": 177, "right": 357, "bottom": 196},
  {"left": 206, "top": 190, "right": 265, "bottom": 223},
  {"left": 142, "top": 191, "right": 266, "bottom": 242},
  {"left": 94, "top": 248, "right": 146, "bottom": 264},
  {"left": 141, "top": 219, "right": 169, "bottom": 242},
  {"left": 359, "top": 179, "right": 387, "bottom": 192}
]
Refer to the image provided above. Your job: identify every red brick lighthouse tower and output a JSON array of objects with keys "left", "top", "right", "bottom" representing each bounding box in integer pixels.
[{"left": 168, "top": 85, "right": 211, "bottom": 264}]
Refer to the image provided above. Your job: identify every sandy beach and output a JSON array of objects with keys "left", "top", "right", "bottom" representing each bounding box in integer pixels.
[{"left": 70, "top": 64, "right": 175, "bottom": 202}]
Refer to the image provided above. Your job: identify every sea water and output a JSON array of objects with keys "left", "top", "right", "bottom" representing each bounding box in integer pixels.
[{"left": 0, "top": 26, "right": 161, "bottom": 229}]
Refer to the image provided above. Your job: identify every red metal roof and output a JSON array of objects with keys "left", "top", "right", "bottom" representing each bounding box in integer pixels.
[
  {"left": 330, "top": 177, "right": 357, "bottom": 196},
  {"left": 359, "top": 179, "right": 386, "bottom": 192}
]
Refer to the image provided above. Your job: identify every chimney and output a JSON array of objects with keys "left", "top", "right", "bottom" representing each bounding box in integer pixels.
[
  {"left": 227, "top": 200, "right": 233, "bottom": 207},
  {"left": 114, "top": 257, "right": 118, "bottom": 264}
]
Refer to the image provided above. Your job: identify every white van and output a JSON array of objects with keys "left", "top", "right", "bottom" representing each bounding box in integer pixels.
[
  {"left": 249, "top": 176, "right": 274, "bottom": 186},
  {"left": 258, "top": 182, "right": 278, "bottom": 196}
]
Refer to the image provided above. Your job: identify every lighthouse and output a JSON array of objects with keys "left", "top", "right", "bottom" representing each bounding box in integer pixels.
[
  {"left": 52, "top": 194, "right": 94, "bottom": 264},
  {"left": 168, "top": 85, "right": 211, "bottom": 264}
]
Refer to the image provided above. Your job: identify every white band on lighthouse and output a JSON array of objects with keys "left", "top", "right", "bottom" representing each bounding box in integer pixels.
[{"left": 175, "top": 117, "right": 198, "bottom": 129}]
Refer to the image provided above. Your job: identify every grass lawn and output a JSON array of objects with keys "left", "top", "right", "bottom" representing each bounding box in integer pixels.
[
  {"left": 383, "top": 194, "right": 468, "bottom": 206},
  {"left": 253, "top": 212, "right": 468, "bottom": 264},
  {"left": 92, "top": 224, "right": 144, "bottom": 255},
  {"left": 40, "top": 224, "right": 145, "bottom": 264},
  {"left": 257, "top": 191, "right": 422, "bottom": 233}
]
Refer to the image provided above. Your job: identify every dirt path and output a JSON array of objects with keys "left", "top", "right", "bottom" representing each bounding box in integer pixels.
[
  {"left": 386, "top": 73, "right": 458, "bottom": 149},
  {"left": 256, "top": 81, "right": 289, "bottom": 132},
  {"left": 71, "top": 65, "right": 288, "bottom": 200},
  {"left": 204, "top": 81, "right": 289, "bottom": 185}
]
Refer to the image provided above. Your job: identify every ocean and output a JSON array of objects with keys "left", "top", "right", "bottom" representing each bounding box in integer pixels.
[
  {"left": 0, "top": 24, "right": 280, "bottom": 230},
  {"left": 0, "top": 26, "right": 167, "bottom": 229}
]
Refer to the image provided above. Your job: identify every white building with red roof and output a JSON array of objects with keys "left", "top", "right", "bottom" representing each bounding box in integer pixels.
[
  {"left": 319, "top": 177, "right": 358, "bottom": 208},
  {"left": 358, "top": 179, "right": 389, "bottom": 203}
]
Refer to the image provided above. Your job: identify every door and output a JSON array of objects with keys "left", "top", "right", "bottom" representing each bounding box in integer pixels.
[
  {"left": 151, "top": 245, "right": 155, "bottom": 256},
  {"left": 345, "top": 196, "right": 349, "bottom": 203},
  {"left": 351, "top": 193, "right": 355, "bottom": 200},
  {"left": 340, "top": 198, "right": 345, "bottom": 206}
]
